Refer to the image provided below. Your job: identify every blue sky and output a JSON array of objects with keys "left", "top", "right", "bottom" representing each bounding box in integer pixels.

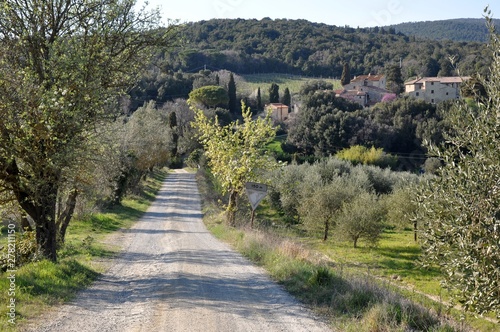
[{"left": 142, "top": 0, "right": 493, "bottom": 27}]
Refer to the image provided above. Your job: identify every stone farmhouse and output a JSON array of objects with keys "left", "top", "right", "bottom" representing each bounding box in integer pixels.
[
  {"left": 266, "top": 103, "right": 289, "bottom": 123},
  {"left": 336, "top": 74, "right": 393, "bottom": 107},
  {"left": 404, "top": 76, "right": 470, "bottom": 104}
]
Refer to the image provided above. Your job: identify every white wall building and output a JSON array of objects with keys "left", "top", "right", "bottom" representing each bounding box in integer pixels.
[{"left": 405, "top": 77, "right": 470, "bottom": 104}]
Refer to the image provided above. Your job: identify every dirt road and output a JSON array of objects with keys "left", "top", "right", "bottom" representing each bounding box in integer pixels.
[{"left": 25, "top": 170, "right": 331, "bottom": 332}]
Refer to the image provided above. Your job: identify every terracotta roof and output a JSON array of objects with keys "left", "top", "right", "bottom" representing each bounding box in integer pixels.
[
  {"left": 351, "top": 74, "right": 385, "bottom": 82},
  {"left": 337, "top": 89, "right": 366, "bottom": 96},
  {"left": 405, "top": 76, "right": 470, "bottom": 85},
  {"left": 267, "top": 103, "right": 289, "bottom": 108}
]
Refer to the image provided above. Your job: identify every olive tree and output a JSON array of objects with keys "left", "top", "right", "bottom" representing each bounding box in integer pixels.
[
  {"left": 191, "top": 102, "right": 278, "bottom": 225},
  {"left": 299, "top": 175, "right": 361, "bottom": 241},
  {"left": 415, "top": 12, "right": 500, "bottom": 317},
  {"left": 336, "top": 192, "right": 385, "bottom": 248},
  {"left": 107, "top": 101, "right": 174, "bottom": 203},
  {"left": 0, "top": 0, "right": 176, "bottom": 261}
]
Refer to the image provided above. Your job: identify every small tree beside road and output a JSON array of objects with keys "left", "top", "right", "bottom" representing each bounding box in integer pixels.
[{"left": 191, "top": 102, "right": 279, "bottom": 225}]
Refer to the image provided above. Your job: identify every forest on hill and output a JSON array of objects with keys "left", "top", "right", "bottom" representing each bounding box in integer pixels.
[
  {"left": 389, "top": 18, "right": 500, "bottom": 43},
  {"left": 159, "top": 18, "right": 490, "bottom": 80}
]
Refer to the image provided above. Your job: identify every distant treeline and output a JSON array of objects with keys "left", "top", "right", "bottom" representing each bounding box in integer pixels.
[
  {"left": 389, "top": 18, "right": 500, "bottom": 43},
  {"left": 158, "top": 18, "right": 490, "bottom": 79}
]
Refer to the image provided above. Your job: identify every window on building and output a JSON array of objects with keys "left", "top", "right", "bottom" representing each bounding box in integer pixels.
[
  {"left": 431, "top": 99, "right": 435, "bottom": 103},
  {"left": 446, "top": 92, "right": 449, "bottom": 95},
  {"left": 431, "top": 90, "right": 434, "bottom": 94},
  {"left": 416, "top": 92, "right": 420, "bottom": 96}
]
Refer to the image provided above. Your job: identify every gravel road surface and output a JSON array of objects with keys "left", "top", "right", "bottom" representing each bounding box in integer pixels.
[{"left": 24, "top": 170, "right": 331, "bottom": 332}]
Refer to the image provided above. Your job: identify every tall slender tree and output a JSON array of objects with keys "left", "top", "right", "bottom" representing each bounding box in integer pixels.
[
  {"left": 340, "top": 62, "right": 351, "bottom": 86},
  {"left": 282, "top": 87, "right": 291, "bottom": 106},
  {"left": 269, "top": 83, "right": 280, "bottom": 103},
  {"left": 257, "top": 87, "right": 263, "bottom": 112},
  {"left": 227, "top": 72, "right": 238, "bottom": 115},
  {"left": 386, "top": 64, "right": 404, "bottom": 94}
]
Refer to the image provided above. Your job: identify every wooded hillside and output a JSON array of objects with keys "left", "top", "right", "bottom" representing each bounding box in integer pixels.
[
  {"left": 161, "top": 18, "right": 490, "bottom": 79},
  {"left": 389, "top": 18, "right": 500, "bottom": 43}
]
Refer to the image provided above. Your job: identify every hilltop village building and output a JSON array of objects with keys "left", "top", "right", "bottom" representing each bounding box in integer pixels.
[
  {"left": 404, "top": 76, "right": 470, "bottom": 104},
  {"left": 336, "top": 74, "right": 393, "bottom": 107}
]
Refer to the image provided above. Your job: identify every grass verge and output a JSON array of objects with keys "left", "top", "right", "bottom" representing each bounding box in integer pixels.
[
  {"left": 197, "top": 170, "right": 498, "bottom": 332},
  {"left": 0, "top": 168, "right": 168, "bottom": 331}
]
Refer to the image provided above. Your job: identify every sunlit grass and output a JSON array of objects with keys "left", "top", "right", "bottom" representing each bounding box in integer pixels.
[
  {"left": 204, "top": 185, "right": 498, "bottom": 331},
  {"left": 239, "top": 73, "right": 342, "bottom": 97}
]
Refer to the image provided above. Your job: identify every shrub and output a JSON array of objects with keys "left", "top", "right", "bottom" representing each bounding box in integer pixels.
[
  {"left": 336, "top": 145, "right": 398, "bottom": 169},
  {"left": 1, "top": 230, "right": 39, "bottom": 271},
  {"left": 423, "top": 157, "right": 442, "bottom": 174},
  {"left": 186, "top": 149, "right": 204, "bottom": 168}
]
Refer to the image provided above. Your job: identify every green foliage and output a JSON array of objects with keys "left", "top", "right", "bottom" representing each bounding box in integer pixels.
[
  {"left": 423, "top": 157, "right": 442, "bottom": 174},
  {"left": 191, "top": 102, "right": 279, "bottom": 224},
  {"left": 299, "top": 177, "right": 360, "bottom": 241},
  {"left": 281, "top": 87, "right": 291, "bottom": 106},
  {"left": 384, "top": 187, "right": 418, "bottom": 230},
  {"left": 385, "top": 64, "right": 404, "bottom": 94},
  {"left": 336, "top": 192, "right": 386, "bottom": 248},
  {"left": 186, "top": 149, "right": 204, "bottom": 169},
  {"left": 200, "top": 202, "right": 472, "bottom": 331},
  {"left": 287, "top": 90, "right": 364, "bottom": 156},
  {"left": 336, "top": 146, "right": 398, "bottom": 169},
  {"left": 256, "top": 87, "right": 262, "bottom": 111},
  {"left": 391, "top": 18, "right": 500, "bottom": 43},
  {"left": 287, "top": 90, "right": 444, "bottom": 169},
  {"left": 415, "top": 15, "right": 500, "bottom": 318},
  {"left": 123, "top": 102, "right": 174, "bottom": 172},
  {"left": 268, "top": 163, "right": 309, "bottom": 222},
  {"left": 299, "top": 79, "right": 335, "bottom": 96},
  {"left": 268, "top": 83, "right": 280, "bottom": 103},
  {"left": 242, "top": 74, "right": 340, "bottom": 97},
  {"left": 0, "top": 230, "right": 39, "bottom": 271},
  {"left": 188, "top": 85, "right": 229, "bottom": 108},
  {"left": 269, "top": 156, "right": 422, "bottom": 244},
  {"left": 308, "top": 266, "right": 335, "bottom": 286},
  {"left": 340, "top": 63, "right": 351, "bottom": 86},
  {"left": 0, "top": 0, "right": 173, "bottom": 261},
  {"left": 227, "top": 73, "right": 238, "bottom": 115},
  {"left": 170, "top": 18, "right": 490, "bottom": 78}
]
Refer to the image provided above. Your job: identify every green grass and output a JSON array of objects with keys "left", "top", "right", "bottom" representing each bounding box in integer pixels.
[
  {"left": 309, "top": 230, "right": 442, "bottom": 294},
  {"left": 238, "top": 73, "right": 342, "bottom": 97},
  {"left": 204, "top": 217, "right": 474, "bottom": 332},
  {"left": 266, "top": 135, "right": 286, "bottom": 154},
  {"left": 0, "top": 168, "right": 168, "bottom": 331},
  {"left": 198, "top": 173, "right": 499, "bottom": 331}
]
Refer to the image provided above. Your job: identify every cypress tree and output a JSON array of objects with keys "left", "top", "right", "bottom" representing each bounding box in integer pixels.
[
  {"left": 282, "top": 87, "right": 291, "bottom": 106},
  {"left": 269, "top": 83, "right": 280, "bottom": 103},
  {"left": 228, "top": 73, "right": 238, "bottom": 115},
  {"left": 257, "top": 87, "right": 262, "bottom": 111},
  {"left": 386, "top": 64, "right": 404, "bottom": 94},
  {"left": 340, "top": 62, "right": 351, "bottom": 86}
]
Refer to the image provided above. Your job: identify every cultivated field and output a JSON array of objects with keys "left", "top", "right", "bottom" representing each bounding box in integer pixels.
[{"left": 237, "top": 73, "right": 342, "bottom": 97}]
